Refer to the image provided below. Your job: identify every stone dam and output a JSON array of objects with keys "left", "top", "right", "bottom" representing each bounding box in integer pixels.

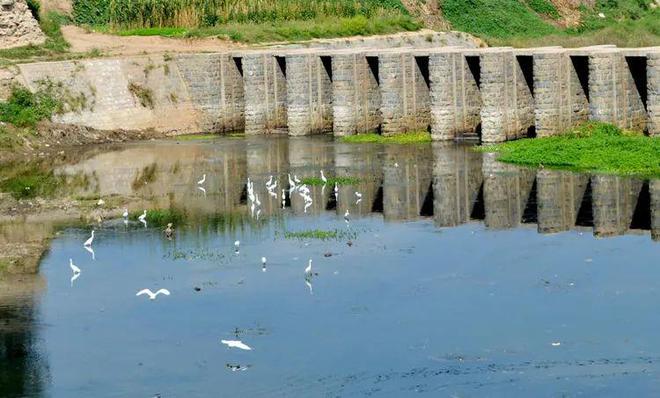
[{"left": 14, "top": 45, "right": 660, "bottom": 142}]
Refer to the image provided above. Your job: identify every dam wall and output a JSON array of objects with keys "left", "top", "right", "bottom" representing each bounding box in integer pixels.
[{"left": 13, "top": 45, "right": 660, "bottom": 141}]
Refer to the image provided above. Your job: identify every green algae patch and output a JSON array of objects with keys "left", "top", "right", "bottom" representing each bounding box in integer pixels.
[
  {"left": 479, "top": 122, "right": 660, "bottom": 178},
  {"left": 175, "top": 134, "right": 221, "bottom": 141},
  {"left": 282, "top": 229, "right": 357, "bottom": 240},
  {"left": 340, "top": 131, "right": 432, "bottom": 144},
  {"left": 301, "top": 176, "right": 360, "bottom": 186}
]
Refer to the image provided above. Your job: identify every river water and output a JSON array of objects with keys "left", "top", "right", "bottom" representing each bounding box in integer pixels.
[{"left": 1, "top": 136, "right": 659, "bottom": 397}]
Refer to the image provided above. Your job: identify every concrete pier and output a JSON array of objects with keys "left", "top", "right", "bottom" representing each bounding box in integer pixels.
[
  {"left": 330, "top": 51, "right": 381, "bottom": 136},
  {"left": 429, "top": 50, "right": 482, "bottom": 140},
  {"left": 378, "top": 50, "right": 431, "bottom": 136},
  {"left": 242, "top": 52, "right": 288, "bottom": 134},
  {"left": 285, "top": 52, "right": 333, "bottom": 136}
]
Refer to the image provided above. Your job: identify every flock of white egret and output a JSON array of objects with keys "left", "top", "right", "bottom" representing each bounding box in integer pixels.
[{"left": 66, "top": 169, "right": 360, "bottom": 354}]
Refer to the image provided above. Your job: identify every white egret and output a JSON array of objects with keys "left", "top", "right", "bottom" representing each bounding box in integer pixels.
[
  {"left": 122, "top": 208, "right": 129, "bottom": 219},
  {"left": 97, "top": 198, "right": 105, "bottom": 206},
  {"left": 69, "top": 258, "right": 81, "bottom": 274},
  {"left": 266, "top": 175, "right": 273, "bottom": 188},
  {"left": 320, "top": 170, "right": 327, "bottom": 184},
  {"left": 304, "top": 259, "right": 313, "bottom": 275},
  {"left": 136, "top": 288, "right": 170, "bottom": 300},
  {"left": 84, "top": 230, "right": 94, "bottom": 247},
  {"left": 294, "top": 175, "right": 301, "bottom": 184},
  {"left": 234, "top": 240, "right": 240, "bottom": 253},
  {"left": 261, "top": 257, "right": 267, "bottom": 266},
  {"left": 269, "top": 180, "right": 278, "bottom": 191},
  {"left": 197, "top": 174, "right": 206, "bottom": 185},
  {"left": 138, "top": 210, "right": 148, "bottom": 228},
  {"left": 344, "top": 209, "right": 350, "bottom": 224},
  {"left": 288, "top": 174, "right": 295, "bottom": 189},
  {"left": 221, "top": 340, "right": 252, "bottom": 351},
  {"left": 394, "top": 162, "right": 399, "bottom": 168},
  {"left": 355, "top": 191, "right": 362, "bottom": 199}
]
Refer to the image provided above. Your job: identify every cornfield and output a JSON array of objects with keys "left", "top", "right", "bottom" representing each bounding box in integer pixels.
[{"left": 73, "top": 0, "right": 409, "bottom": 28}]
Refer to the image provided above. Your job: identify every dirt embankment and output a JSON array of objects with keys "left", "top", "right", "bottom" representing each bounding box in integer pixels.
[{"left": 0, "top": 121, "right": 172, "bottom": 163}]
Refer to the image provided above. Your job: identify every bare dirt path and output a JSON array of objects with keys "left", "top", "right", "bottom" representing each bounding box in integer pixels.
[{"left": 62, "top": 25, "right": 244, "bottom": 55}]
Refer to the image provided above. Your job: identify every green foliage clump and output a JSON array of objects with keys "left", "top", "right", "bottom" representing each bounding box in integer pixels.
[
  {"left": 340, "top": 131, "right": 432, "bottom": 144},
  {"left": 443, "top": 0, "right": 558, "bottom": 39},
  {"left": 142, "top": 208, "right": 186, "bottom": 227},
  {"left": 26, "top": 0, "right": 41, "bottom": 21},
  {"left": 526, "top": 0, "right": 560, "bottom": 18},
  {"left": 301, "top": 176, "right": 360, "bottom": 186},
  {"left": 480, "top": 122, "right": 660, "bottom": 178},
  {"left": 0, "top": 85, "right": 61, "bottom": 127}
]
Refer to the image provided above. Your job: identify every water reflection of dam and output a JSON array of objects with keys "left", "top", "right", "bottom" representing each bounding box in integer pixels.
[{"left": 57, "top": 137, "right": 659, "bottom": 241}]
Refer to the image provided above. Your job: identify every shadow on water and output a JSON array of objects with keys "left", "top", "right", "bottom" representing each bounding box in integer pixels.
[{"left": 0, "top": 135, "right": 658, "bottom": 397}]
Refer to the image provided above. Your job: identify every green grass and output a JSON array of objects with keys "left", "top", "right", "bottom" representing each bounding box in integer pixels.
[
  {"left": 73, "top": 0, "right": 409, "bottom": 27},
  {"left": 492, "top": 10, "right": 659, "bottom": 47},
  {"left": 301, "top": 176, "right": 360, "bottom": 186},
  {"left": 443, "top": 0, "right": 558, "bottom": 39},
  {"left": 526, "top": 0, "right": 560, "bottom": 19},
  {"left": 130, "top": 208, "right": 186, "bottom": 227},
  {"left": 0, "top": 85, "right": 62, "bottom": 127},
  {"left": 340, "top": 131, "right": 432, "bottom": 144},
  {"left": 282, "top": 229, "right": 357, "bottom": 240},
  {"left": 98, "top": 13, "right": 420, "bottom": 43},
  {"left": 479, "top": 122, "right": 660, "bottom": 178}
]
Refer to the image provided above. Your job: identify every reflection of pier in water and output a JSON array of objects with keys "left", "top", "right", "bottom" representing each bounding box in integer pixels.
[{"left": 57, "top": 137, "right": 659, "bottom": 241}]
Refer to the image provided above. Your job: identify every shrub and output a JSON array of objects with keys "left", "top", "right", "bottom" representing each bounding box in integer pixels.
[{"left": 0, "top": 85, "right": 61, "bottom": 127}]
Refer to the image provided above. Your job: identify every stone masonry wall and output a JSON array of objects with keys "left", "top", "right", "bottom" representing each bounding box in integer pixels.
[
  {"left": 242, "top": 53, "right": 288, "bottom": 134},
  {"left": 589, "top": 51, "right": 647, "bottom": 132},
  {"left": 533, "top": 52, "right": 589, "bottom": 138},
  {"left": 379, "top": 51, "right": 431, "bottom": 136},
  {"left": 331, "top": 52, "right": 381, "bottom": 136},
  {"left": 480, "top": 51, "right": 536, "bottom": 143},
  {"left": 17, "top": 54, "right": 244, "bottom": 133},
  {"left": 285, "top": 54, "right": 333, "bottom": 136},
  {"left": 0, "top": 0, "right": 45, "bottom": 49},
  {"left": 429, "top": 51, "right": 481, "bottom": 140},
  {"left": 649, "top": 53, "right": 660, "bottom": 137}
]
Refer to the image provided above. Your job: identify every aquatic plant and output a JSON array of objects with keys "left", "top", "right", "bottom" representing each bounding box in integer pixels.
[
  {"left": 479, "top": 122, "right": 660, "bottom": 178},
  {"left": 282, "top": 229, "right": 357, "bottom": 240},
  {"left": 340, "top": 131, "right": 432, "bottom": 144},
  {"left": 300, "top": 176, "right": 360, "bottom": 186}
]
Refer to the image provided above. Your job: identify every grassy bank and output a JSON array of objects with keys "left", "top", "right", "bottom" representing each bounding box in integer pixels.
[
  {"left": 301, "top": 176, "right": 360, "bottom": 186},
  {"left": 340, "top": 131, "right": 432, "bottom": 144},
  {"left": 442, "top": 0, "right": 658, "bottom": 47},
  {"left": 105, "top": 14, "right": 420, "bottom": 43},
  {"left": 73, "top": 0, "right": 419, "bottom": 43},
  {"left": 479, "top": 122, "right": 660, "bottom": 178}
]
